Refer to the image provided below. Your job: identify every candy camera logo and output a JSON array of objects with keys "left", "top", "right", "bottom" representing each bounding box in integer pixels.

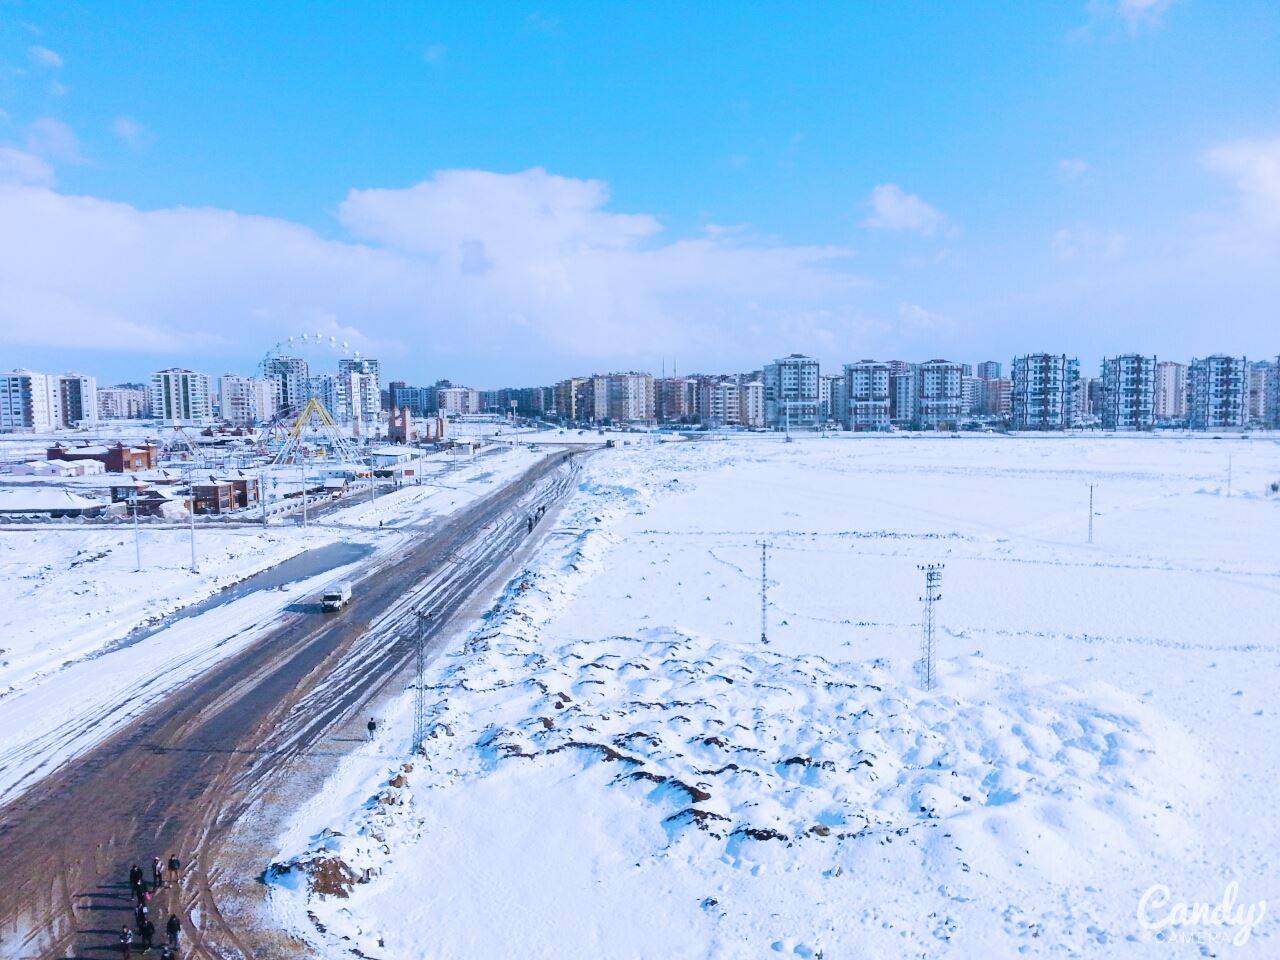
[{"left": 1137, "top": 882, "right": 1265, "bottom": 947}]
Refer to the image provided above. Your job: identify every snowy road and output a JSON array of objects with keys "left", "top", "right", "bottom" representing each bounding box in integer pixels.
[{"left": 0, "top": 448, "right": 585, "bottom": 960}]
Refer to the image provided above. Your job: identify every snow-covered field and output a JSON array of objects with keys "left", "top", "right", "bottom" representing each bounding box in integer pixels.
[
  {"left": 0, "top": 445, "right": 548, "bottom": 801},
  {"left": 268, "top": 434, "right": 1280, "bottom": 958}
]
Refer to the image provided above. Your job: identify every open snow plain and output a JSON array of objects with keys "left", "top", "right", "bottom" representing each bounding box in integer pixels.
[{"left": 269, "top": 434, "right": 1280, "bottom": 958}]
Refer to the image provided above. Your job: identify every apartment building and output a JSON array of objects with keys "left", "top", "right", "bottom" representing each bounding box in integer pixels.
[
  {"left": 915, "top": 359, "right": 965, "bottom": 429},
  {"left": 219, "top": 375, "right": 276, "bottom": 426},
  {"left": 1010, "top": 354, "right": 1080, "bottom": 429},
  {"left": 264, "top": 356, "right": 310, "bottom": 413},
  {"left": 55, "top": 373, "right": 98, "bottom": 428},
  {"left": 1246, "top": 361, "right": 1273, "bottom": 425},
  {"left": 763, "top": 354, "right": 821, "bottom": 429},
  {"left": 1154, "top": 361, "right": 1188, "bottom": 423},
  {"left": 0, "top": 370, "right": 58, "bottom": 431},
  {"left": 150, "top": 368, "right": 214, "bottom": 423},
  {"left": 1188, "top": 355, "right": 1247, "bottom": 430},
  {"left": 338, "top": 358, "right": 381, "bottom": 424},
  {"left": 843, "top": 361, "right": 890, "bottom": 431},
  {"left": 1100, "top": 354, "right": 1157, "bottom": 430},
  {"left": 98, "top": 384, "right": 149, "bottom": 420}
]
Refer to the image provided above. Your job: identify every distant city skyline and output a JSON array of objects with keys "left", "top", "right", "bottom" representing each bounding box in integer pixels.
[{"left": 2, "top": 3, "right": 1279, "bottom": 383}]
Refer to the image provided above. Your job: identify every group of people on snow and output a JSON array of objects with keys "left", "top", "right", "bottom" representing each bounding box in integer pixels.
[{"left": 119, "top": 854, "right": 183, "bottom": 958}]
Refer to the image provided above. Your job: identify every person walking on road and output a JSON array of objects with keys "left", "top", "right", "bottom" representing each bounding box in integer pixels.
[
  {"left": 152, "top": 856, "right": 164, "bottom": 889},
  {"left": 119, "top": 925, "right": 134, "bottom": 959},
  {"left": 167, "top": 853, "right": 182, "bottom": 885},
  {"left": 133, "top": 901, "right": 147, "bottom": 932},
  {"left": 141, "top": 917, "right": 155, "bottom": 951},
  {"left": 167, "top": 911, "right": 183, "bottom": 950},
  {"left": 367, "top": 717, "right": 377, "bottom": 740},
  {"left": 128, "top": 863, "right": 143, "bottom": 899}
]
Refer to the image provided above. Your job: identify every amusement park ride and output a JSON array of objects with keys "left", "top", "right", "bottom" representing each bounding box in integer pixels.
[{"left": 255, "top": 332, "right": 370, "bottom": 468}]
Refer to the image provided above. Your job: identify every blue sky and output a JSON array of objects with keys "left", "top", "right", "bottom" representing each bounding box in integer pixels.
[{"left": 1, "top": 1, "right": 1278, "bottom": 385}]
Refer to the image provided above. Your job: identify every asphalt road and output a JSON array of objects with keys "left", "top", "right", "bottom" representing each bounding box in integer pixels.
[{"left": 0, "top": 448, "right": 583, "bottom": 959}]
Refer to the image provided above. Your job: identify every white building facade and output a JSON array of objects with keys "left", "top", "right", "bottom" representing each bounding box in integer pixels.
[
  {"left": 0, "top": 370, "right": 58, "bottom": 432},
  {"left": 763, "top": 354, "right": 821, "bottom": 429},
  {"left": 843, "top": 361, "right": 890, "bottom": 431},
  {"left": 98, "top": 385, "right": 149, "bottom": 420},
  {"left": 219, "top": 375, "right": 277, "bottom": 426},
  {"left": 1100, "top": 354, "right": 1157, "bottom": 431},
  {"left": 1010, "top": 354, "right": 1079, "bottom": 430},
  {"left": 150, "top": 368, "right": 214, "bottom": 423},
  {"left": 1188, "top": 355, "right": 1247, "bottom": 430}
]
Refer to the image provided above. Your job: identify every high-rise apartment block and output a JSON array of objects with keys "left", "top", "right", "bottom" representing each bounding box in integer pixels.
[
  {"left": 219, "top": 375, "right": 276, "bottom": 426},
  {"left": 1246, "top": 361, "right": 1272, "bottom": 425},
  {"left": 1100, "top": 354, "right": 1157, "bottom": 430},
  {"left": 338, "top": 358, "right": 381, "bottom": 424},
  {"left": 1188, "top": 355, "right": 1247, "bottom": 430},
  {"left": 150, "top": 368, "right": 214, "bottom": 423},
  {"left": 763, "top": 354, "right": 820, "bottom": 429},
  {"left": 98, "top": 384, "right": 149, "bottom": 420},
  {"left": 1010, "top": 354, "right": 1079, "bottom": 429},
  {"left": 914, "top": 359, "right": 965, "bottom": 429},
  {"left": 1154, "top": 361, "right": 1187, "bottom": 422},
  {"left": 0, "top": 370, "right": 58, "bottom": 431},
  {"left": 264, "top": 356, "right": 311, "bottom": 414},
  {"left": 52, "top": 373, "right": 98, "bottom": 428},
  {"left": 843, "top": 361, "right": 891, "bottom": 431}
]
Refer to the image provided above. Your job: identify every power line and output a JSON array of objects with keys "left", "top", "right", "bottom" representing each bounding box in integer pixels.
[{"left": 918, "top": 563, "right": 943, "bottom": 691}]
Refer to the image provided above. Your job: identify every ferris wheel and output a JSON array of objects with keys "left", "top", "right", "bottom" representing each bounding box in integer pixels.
[
  {"left": 257, "top": 331, "right": 363, "bottom": 376},
  {"left": 255, "top": 331, "right": 368, "bottom": 465}
]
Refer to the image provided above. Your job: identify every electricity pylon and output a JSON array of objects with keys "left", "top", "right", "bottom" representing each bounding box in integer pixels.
[{"left": 918, "top": 564, "right": 944, "bottom": 691}]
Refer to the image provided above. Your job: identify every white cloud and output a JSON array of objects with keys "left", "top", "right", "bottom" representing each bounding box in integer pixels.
[
  {"left": 111, "top": 116, "right": 154, "bottom": 150},
  {"left": 1051, "top": 226, "right": 1128, "bottom": 261},
  {"left": 1116, "top": 0, "right": 1172, "bottom": 28},
  {"left": 27, "top": 45, "right": 63, "bottom": 68},
  {"left": 862, "top": 183, "right": 947, "bottom": 235},
  {"left": 0, "top": 148, "right": 55, "bottom": 187},
  {"left": 1057, "top": 158, "right": 1090, "bottom": 181},
  {"left": 24, "top": 117, "right": 82, "bottom": 164},
  {"left": 423, "top": 43, "right": 447, "bottom": 64},
  {"left": 897, "top": 302, "right": 955, "bottom": 335},
  {"left": 1203, "top": 136, "right": 1280, "bottom": 228},
  {"left": 0, "top": 170, "right": 865, "bottom": 368}
]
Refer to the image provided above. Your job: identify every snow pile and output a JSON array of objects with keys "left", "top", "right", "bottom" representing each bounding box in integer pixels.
[
  {"left": 269, "top": 454, "right": 1209, "bottom": 957},
  {"left": 266, "top": 436, "right": 1277, "bottom": 957}
]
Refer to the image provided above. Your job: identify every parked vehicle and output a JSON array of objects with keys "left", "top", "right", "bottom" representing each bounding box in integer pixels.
[{"left": 321, "top": 581, "right": 353, "bottom": 611}]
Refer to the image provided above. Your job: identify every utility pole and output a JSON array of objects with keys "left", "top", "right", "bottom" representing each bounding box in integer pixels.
[
  {"left": 757, "top": 540, "right": 770, "bottom": 645},
  {"left": 130, "top": 489, "right": 142, "bottom": 572},
  {"left": 301, "top": 453, "right": 309, "bottom": 527},
  {"left": 413, "top": 610, "right": 430, "bottom": 755},
  {"left": 918, "top": 564, "right": 943, "bottom": 691},
  {"left": 260, "top": 467, "right": 268, "bottom": 526},
  {"left": 1087, "top": 483, "right": 1095, "bottom": 544},
  {"left": 187, "top": 463, "right": 198, "bottom": 573}
]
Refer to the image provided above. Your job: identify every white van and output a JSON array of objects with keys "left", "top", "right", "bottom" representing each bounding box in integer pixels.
[{"left": 322, "top": 581, "right": 353, "bottom": 611}]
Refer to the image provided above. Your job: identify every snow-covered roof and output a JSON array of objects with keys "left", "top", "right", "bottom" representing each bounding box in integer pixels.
[
  {"left": 0, "top": 488, "right": 106, "bottom": 512},
  {"left": 368, "top": 445, "right": 417, "bottom": 458}
]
